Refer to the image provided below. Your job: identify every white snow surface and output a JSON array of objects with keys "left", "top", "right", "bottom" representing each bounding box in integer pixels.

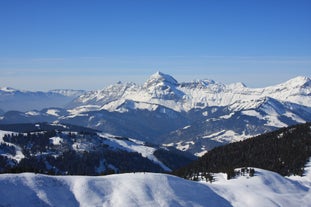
[
  {"left": 1, "top": 167, "right": 311, "bottom": 207},
  {"left": 46, "top": 109, "right": 60, "bottom": 116},
  {"left": 49, "top": 137, "right": 63, "bottom": 145},
  {"left": 202, "top": 130, "right": 251, "bottom": 143},
  {"left": 0, "top": 173, "right": 231, "bottom": 207}
]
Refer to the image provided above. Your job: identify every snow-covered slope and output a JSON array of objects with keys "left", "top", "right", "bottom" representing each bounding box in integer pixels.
[
  {"left": 0, "top": 87, "right": 85, "bottom": 112},
  {"left": 0, "top": 167, "right": 310, "bottom": 207},
  {"left": 209, "top": 168, "right": 310, "bottom": 207}
]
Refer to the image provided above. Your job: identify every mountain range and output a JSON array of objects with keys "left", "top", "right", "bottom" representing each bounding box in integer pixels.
[{"left": 1, "top": 72, "right": 311, "bottom": 155}]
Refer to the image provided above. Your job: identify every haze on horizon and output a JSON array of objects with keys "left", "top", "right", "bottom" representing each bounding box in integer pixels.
[{"left": 0, "top": 0, "right": 310, "bottom": 91}]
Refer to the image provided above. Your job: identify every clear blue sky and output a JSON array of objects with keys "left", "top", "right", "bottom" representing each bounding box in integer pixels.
[{"left": 0, "top": 0, "right": 310, "bottom": 90}]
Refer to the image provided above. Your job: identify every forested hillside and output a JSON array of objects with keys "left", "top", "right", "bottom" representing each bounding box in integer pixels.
[
  {"left": 0, "top": 123, "right": 195, "bottom": 175},
  {"left": 174, "top": 123, "right": 311, "bottom": 179}
]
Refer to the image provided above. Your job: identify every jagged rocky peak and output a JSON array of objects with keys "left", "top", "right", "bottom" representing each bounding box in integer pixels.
[{"left": 144, "top": 71, "right": 179, "bottom": 88}]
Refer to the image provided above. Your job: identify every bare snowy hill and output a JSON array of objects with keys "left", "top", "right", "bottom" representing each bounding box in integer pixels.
[{"left": 0, "top": 167, "right": 310, "bottom": 207}]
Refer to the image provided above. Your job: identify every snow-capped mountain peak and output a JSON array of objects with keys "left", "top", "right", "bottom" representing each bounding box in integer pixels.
[
  {"left": 277, "top": 76, "right": 311, "bottom": 89},
  {"left": 144, "top": 71, "right": 179, "bottom": 88}
]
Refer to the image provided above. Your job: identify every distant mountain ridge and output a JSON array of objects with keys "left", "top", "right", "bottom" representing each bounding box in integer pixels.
[{"left": 0, "top": 87, "right": 85, "bottom": 112}]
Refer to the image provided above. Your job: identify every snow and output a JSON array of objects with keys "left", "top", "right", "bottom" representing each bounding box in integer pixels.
[
  {"left": 67, "top": 105, "right": 101, "bottom": 116},
  {"left": 49, "top": 137, "right": 63, "bottom": 145},
  {"left": 102, "top": 100, "right": 160, "bottom": 113},
  {"left": 203, "top": 130, "right": 250, "bottom": 143},
  {"left": 208, "top": 168, "right": 310, "bottom": 207},
  {"left": 26, "top": 111, "right": 40, "bottom": 116},
  {"left": 0, "top": 86, "right": 16, "bottom": 92},
  {"left": 284, "top": 111, "right": 305, "bottom": 123},
  {"left": 175, "top": 141, "right": 194, "bottom": 151},
  {"left": 264, "top": 115, "right": 287, "bottom": 128},
  {"left": 218, "top": 113, "right": 235, "bottom": 120},
  {"left": 289, "top": 158, "right": 311, "bottom": 188},
  {"left": 0, "top": 173, "right": 232, "bottom": 207},
  {"left": 144, "top": 71, "right": 178, "bottom": 87},
  {"left": 1, "top": 167, "right": 311, "bottom": 207},
  {"left": 194, "top": 150, "right": 208, "bottom": 157},
  {"left": 241, "top": 110, "right": 263, "bottom": 119},
  {"left": 46, "top": 109, "right": 60, "bottom": 116},
  {"left": 202, "top": 111, "right": 208, "bottom": 116}
]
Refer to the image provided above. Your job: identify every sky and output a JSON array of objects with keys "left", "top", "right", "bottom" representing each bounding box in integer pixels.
[{"left": 0, "top": 0, "right": 310, "bottom": 91}]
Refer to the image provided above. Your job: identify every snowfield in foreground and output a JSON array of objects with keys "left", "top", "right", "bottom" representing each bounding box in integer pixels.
[
  {"left": 0, "top": 166, "right": 311, "bottom": 207},
  {"left": 0, "top": 173, "right": 230, "bottom": 207}
]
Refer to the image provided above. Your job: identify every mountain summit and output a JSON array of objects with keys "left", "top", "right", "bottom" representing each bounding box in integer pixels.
[{"left": 144, "top": 71, "right": 179, "bottom": 87}]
